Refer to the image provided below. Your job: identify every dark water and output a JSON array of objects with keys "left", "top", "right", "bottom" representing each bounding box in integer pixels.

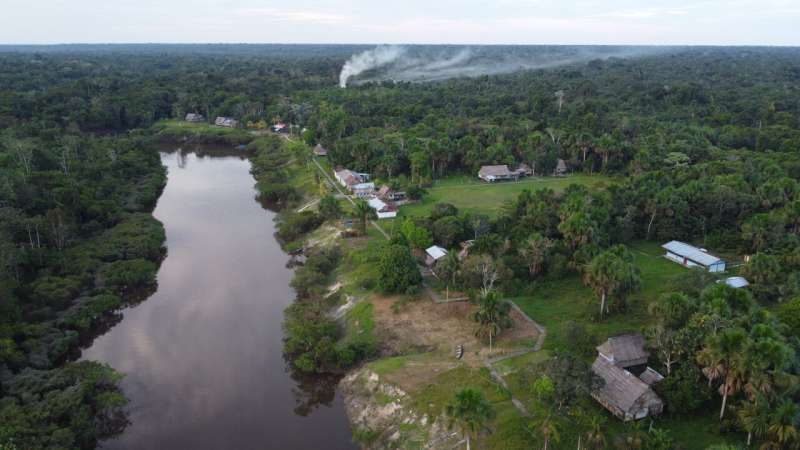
[{"left": 81, "top": 148, "right": 355, "bottom": 450}]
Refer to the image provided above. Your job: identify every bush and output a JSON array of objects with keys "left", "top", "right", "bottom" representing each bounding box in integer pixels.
[
  {"left": 30, "top": 276, "right": 82, "bottom": 308},
  {"left": 91, "top": 214, "right": 165, "bottom": 262},
  {"left": 377, "top": 244, "right": 422, "bottom": 293},
  {"left": 778, "top": 297, "right": 800, "bottom": 336},
  {"left": 277, "top": 211, "right": 324, "bottom": 243}
]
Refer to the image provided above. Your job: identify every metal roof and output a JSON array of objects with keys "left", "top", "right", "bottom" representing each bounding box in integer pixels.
[
  {"left": 367, "top": 197, "right": 387, "bottom": 211},
  {"left": 724, "top": 276, "right": 749, "bottom": 288},
  {"left": 661, "top": 241, "right": 723, "bottom": 267},
  {"left": 425, "top": 245, "right": 448, "bottom": 260}
]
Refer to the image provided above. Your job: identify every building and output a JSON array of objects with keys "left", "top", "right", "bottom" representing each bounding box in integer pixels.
[
  {"left": 367, "top": 197, "right": 397, "bottom": 219},
  {"left": 214, "top": 117, "right": 238, "bottom": 128},
  {"left": 478, "top": 165, "right": 519, "bottom": 182},
  {"left": 313, "top": 144, "right": 328, "bottom": 157},
  {"left": 591, "top": 334, "right": 664, "bottom": 421},
  {"left": 662, "top": 241, "right": 726, "bottom": 273},
  {"left": 515, "top": 163, "right": 534, "bottom": 177},
  {"left": 185, "top": 113, "right": 205, "bottom": 123},
  {"left": 425, "top": 245, "right": 448, "bottom": 267},
  {"left": 377, "top": 185, "right": 406, "bottom": 202},
  {"left": 272, "top": 122, "right": 288, "bottom": 133},
  {"left": 721, "top": 276, "right": 749, "bottom": 289},
  {"left": 554, "top": 159, "right": 568, "bottom": 177},
  {"left": 334, "top": 168, "right": 374, "bottom": 197}
]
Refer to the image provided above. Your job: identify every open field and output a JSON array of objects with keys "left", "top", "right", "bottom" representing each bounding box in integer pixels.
[{"left": 400, "top": 174, "right": 617, "bottom": 217}]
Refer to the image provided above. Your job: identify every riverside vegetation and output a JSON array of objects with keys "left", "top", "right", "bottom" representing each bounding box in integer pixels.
[{"left": 2, "top": 44, "right": 800, "bottom": 449}]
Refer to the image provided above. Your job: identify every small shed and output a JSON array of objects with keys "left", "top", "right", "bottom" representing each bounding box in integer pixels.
[
  {"left": 313, "top": 144, "right": 328, "bottom": 156},
  {"left": 478, "top": 165, "right": 519, "bottom": 183},
  {"left": 425, "top": 245, "right": 448, "bottom": 267},
  {"left": 185, "top": 113, "right": 205, "bottom": 123},
  {"left": 514, "top": 163, "right": 533, "bottom": 177},
  {"left": 662, "top": 241, "right": 726, "bottom": 273},
  {"left": 591, "top": 357, "right": 664, "bottom": 421},
  {"left": 597, "top": 334, "right": 649, "bottom": 369},
  {"left": 214, "top": 117, "right": 238, "bottom": 128},
  {"left": 554, "top": 159, "right": 568, "bottom": 177},
  {"left": 367, "top": 197, "right": 397, "bottom": 219},
  {"left": 721, "top": 276, "right": 749, "bottom": 289},
  {"left": 272, "top": 122, "right": 288, "bottom": 133}
]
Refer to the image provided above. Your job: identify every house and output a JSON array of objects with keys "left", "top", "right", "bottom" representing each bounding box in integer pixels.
[
  {"left": 596, "top": 334, "right": 649, "bottom": 368},
  {"left": 313, "top": 144, "right": 328, "bottom": 157},
  {"left": 662, "top": 241, "right": 726, "bottom": 273},
  {"left": 478, "top": 165, "right": 519, "bottom": 183},
  {"left": 214, "top": 117, "right": 238, "bottom": 128},
  {"left": 185, "top": 113, "right": 205, "bottom": 123},
  {"left": 425, "top": 245, "right": 448, "bottom": 267},
  {"left": 334, "top": 168, "right": 374, "bottom": 197},
  {"left": 514, "top": 163, "right": 534, "bottom": 177},
  {"left": 591, "top": 357, "right": 664, "bottom": 421},
  {"left": 377, "top": 185, "right": 406, "bottom": 202},
  {"left": 721, "top": 276, "right": 749, "bottom": 289},
  {"left": 367, "top": 197, "right": 397, "bottom": 219},
  {"left": 591, "top": 334, "right": 664, "bottom": 421},
  {"left": 272, "top": 122, "right": 288, "bottom": 133},
  {"left": 554, "top": 159, "right": 568, "bottom": 177}
]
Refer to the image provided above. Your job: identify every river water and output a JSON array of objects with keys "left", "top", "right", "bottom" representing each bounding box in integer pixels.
[{"left": 81, "top": 147, "right": 355, "bottom": 450}]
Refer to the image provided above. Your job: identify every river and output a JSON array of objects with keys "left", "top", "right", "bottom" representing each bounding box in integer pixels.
[{"left": 81, "top": 147, "right": 355, "bottom": 450}]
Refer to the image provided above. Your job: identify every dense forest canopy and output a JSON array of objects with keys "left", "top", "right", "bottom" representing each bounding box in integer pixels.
[{"left": 2, "top": 44, "right": 800, "bottom": 449}]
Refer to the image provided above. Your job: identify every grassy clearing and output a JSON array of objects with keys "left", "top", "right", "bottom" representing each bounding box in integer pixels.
[
  {"left": 152, "top": 119, "right": 252, "bottom": 144},
  {"left": 401, "top": 174, "right": 616, "bottom": 217},
  {"left": 512, "top": 240, "right": 687, "bottom": 352}
]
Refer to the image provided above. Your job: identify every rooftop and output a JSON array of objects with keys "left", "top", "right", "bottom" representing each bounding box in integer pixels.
[
  {"left": 425, "top": 245, "right": 448, "bottom": 260},
  {"left": 662, "top": 240, "right": 723, "bottom": 267}
]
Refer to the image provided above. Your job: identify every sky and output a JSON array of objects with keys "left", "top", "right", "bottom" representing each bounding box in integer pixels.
[{"left": 1, "top": 0, "right": 799, "bottom": 46}]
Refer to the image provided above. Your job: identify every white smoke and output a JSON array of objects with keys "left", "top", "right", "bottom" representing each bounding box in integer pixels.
[
  {"left": 339, "top": 45, "right": 404, "bottom": 88},
  {"left": 339, "top": 45, "right": 662, "bottom": 87}
]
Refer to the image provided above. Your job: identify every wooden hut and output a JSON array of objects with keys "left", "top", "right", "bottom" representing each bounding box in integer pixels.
[{"left": 591, "top": 357, "right": 664, "bottom": 421}]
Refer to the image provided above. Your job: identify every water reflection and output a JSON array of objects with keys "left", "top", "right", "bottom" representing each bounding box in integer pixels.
[{"left": 81, "top": 148, "right": 354, "bottom": 450}]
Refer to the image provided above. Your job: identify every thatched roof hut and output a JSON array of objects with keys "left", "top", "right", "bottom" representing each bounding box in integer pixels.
[
  {"left": 591, "top": 357, "right": 664, "bottom": 421},
  {"left": 596, "top": 334, "right": 649, "bottom": 369}
]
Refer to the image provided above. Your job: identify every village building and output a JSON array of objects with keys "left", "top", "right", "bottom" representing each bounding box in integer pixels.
[
  {"left": 721, "top": 276, "right": 749, "bottom": 289},
  {"left": 214, "top": 117, "right": 238, "bottom": 128},
  {"left": 376, "top": 185, "right": 406, "bottom": 202},
  {"left": 591, "top": 334, "right": 664, "bottom": 421},
  {"left": 185, "top": 113, "right": 205, "bottom": 123},
  {"left": 662, "top": 241, "right": 726, "bottom": 273},
  {"left": 313, "top": 144, "right": 328, "bottom": 157},
  {"left": 515, "top": 163, "right": 534, "bottom": 177},
  {"left": 367, "top": 197, "right": 397, "bottom": 219},
  {"left": 272, "top": 122, "right": 288, "bottom": 133},
  {"left": 334, "top": 168, "right": 374, "bottom": 198},
  {"left": 554, "top": 159, "right": 568, "bottom": 176},
  {"left": 478, "top": 165, "right": 519, "bottom": 182},
  {"left": 425, "top": 245, "right": 448, "bottom": 267}
]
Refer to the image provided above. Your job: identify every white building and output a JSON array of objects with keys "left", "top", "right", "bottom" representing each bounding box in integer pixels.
[
  {"left": 662, "top": 241, "right": 726, "bottom": 273},
  {"left": 425, "top": 245, "right": 448, "bottom": 267},
  {"left": 367, "top": 197, "right": 397, "bottom": 219},
  {"left": 721, "top": 276, "right": 749, "bottom": 289}
]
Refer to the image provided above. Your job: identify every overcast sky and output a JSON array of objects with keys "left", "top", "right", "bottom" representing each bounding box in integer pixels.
[{"left": 2, "top": 0, "right": 798, "bottom": 46}]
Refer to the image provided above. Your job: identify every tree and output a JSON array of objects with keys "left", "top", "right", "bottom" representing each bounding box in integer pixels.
[
  {"left": 444, "top": 388, "right": 495, "bottom": 450},
  {"left": 766, "top": 399, "right": 799, "bottom": 447},
  {"left": 377, "top": 244, "right": 422, "bottom": 294},
  {"left": 352, "top": 199, "right": 376, "bottom": 235},
  {"left": 697, "top": 327, "right": 749, "bottom": 420},
  {"left": 583, "top": 245, "right": 641, "bottom": 319},
  {"left": 433, "top": 216, "right": 463, "bottom": 248},
  {"left": 437, "top": 251, "right": 462, "bottom": 289},
  {"left": 401, "top": 219, "right": 433, "bottom": 250},
  {"left": 472, "top": 291, "right": 512, "bottom": 353},
  {"left": 738, "top": 397, "right": 771, "bottom": 447},
  {"left": 318, "top": 194, "right": 342, "bottom": 219},
  {"left": 530, "top": 414, "right": 560, "bottom": 450},
  {"left": 518, "top": 233, "right": 555, "bottom": 277}
]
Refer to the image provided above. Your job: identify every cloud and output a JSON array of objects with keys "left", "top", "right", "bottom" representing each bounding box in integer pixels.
[{"left": 237, "top": 8, "right": 351, "bottom": 25}]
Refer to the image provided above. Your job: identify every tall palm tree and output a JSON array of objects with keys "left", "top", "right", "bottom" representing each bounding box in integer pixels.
[
  {"left": 767, "top": 400, "right": 799, "bottom": 447},
  {"left": 445, "top": 388, "right": 495, "bottom": 450},
  {"left": 697, "top": 327, "right": 749, "bottom": 420},
  {"left": 352, "top": 199, "right": 376, "bottom": 235},
  {"left": 533, "top": 415, "right": 560, "bottom": 450},
  {"left": 472, "top": 291, "right": 512, "bottom": 354},
  {"left": 583, "top": 415, "right": 607, "bottom": 450},
  {"left": 583, "top": 246, "right": 640, "bottom": 319},
  {"left": 738, "top": 397, "right": 771, "bottom": 447},
  {"left": 438, "top": 251, "right": 461, "bottom": 291}
]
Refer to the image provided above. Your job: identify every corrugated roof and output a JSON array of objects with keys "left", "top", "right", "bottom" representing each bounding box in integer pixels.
[
  {"left": 724, "top": 277, "right": 749, "bottom": 288},
  {"left": 662, "top": 241, "right": 723, "bottom": 267},
  {"left": 426, "top": 245, "right": 448, "bottom": 260},
  {"left": 368, "top": 197, "right": 387, "bottom": 211}
]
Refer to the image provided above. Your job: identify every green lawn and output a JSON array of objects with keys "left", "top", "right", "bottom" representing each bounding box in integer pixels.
[
  {"left": 401, "top": 174, "right": 616, "bottom": 217},
  {"left": 512, "top": 241, "right": 688, "bottom": 352}
]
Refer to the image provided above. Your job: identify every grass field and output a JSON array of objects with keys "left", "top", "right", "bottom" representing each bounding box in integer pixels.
[
  {"left": 152, "top": 119, "right": 253, "bottom": 144},
  {"left": 401, "top": 174, "right": 616, "bottom": 217}
]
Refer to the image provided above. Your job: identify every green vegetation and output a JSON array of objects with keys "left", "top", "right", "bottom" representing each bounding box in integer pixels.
[{"left": 152, "top": 120, "right": 252, "bottom": 144}]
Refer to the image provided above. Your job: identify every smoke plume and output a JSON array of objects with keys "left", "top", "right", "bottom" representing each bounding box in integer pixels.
[
  {"left": 339, "top": 45, "right": 405, "bottom": 88},
  {"left": 339, "top": 45, "right": 664, "bottom": 87}
]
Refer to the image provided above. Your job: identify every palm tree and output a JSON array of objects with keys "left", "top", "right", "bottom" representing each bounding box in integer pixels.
[
  {"left": 533, "top": 415, "right": 560, "bottom": 450},
  {"left": 472, "top": 291, "right": 512, "bottom": 354},
  {"left": 583, "top": 246, "right": 640, "bottom": 319},
  {"left": 444, "top": 388, "right": 495, "bottom": 450},
  {"left": 697, "top": 327, "right": 749, "bottom": 420},
  {"left": 583, "top": 415, "right": 607, "bottom": 450},
  {"left": 738, "top": 397, "right": 771, "bottom": 447},
  {"left": 352, "top": 199, "right": 376, "bottom": 235},
  {"left": 767, "top": 399, "right": 799, "bottom": 447},
  {"left": 438, "top": 251, "right": 461, "bottom": 292}
]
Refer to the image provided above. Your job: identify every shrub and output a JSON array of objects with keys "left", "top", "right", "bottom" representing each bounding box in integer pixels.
[{"left": 98, "top": 259, "right": 157, "bottom": 292}]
